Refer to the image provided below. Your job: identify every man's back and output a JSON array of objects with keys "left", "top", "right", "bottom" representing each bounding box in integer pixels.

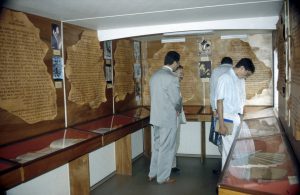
[
  {"left": 210, "top": 64, "right": 232, "bottom": 111},
  {"left": 150, "top": 67, "right": 181, "bottom": 129},
  {"left": 215, "top": 68, "right": 245, "bottom": 115}
]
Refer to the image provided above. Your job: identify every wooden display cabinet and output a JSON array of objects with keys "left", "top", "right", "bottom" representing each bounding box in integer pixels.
[
  {"left": 72, "top": 109, "right": 150, "bottom": 176},
  {"left": 241, "top": 116, "right": 282, "bottom": 139},
  {"left": 118, "top": 107, "right": 151, "bottom": 158},
  {"left": 118, "top": 107, "right": 150, "bottom": 126},
  {"left": 218, "top": 110, "right": 300, "bottom": 195},
  {"left": 73, "top": 110, "right": 148, "bottom": 146},
  {"left": 0, "top": 128, "right": 102, "bottom": 182},
  {"left": 0, "top": 159, "right": 22, "bottom": 191}
]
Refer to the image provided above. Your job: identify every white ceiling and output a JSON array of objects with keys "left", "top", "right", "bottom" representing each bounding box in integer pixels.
[{"left": 3, "top": 0, "right": 283, "bottom": 40}]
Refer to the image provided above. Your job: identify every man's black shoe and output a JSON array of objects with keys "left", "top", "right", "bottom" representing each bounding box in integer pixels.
[
  {"left": 212, "top": 169, "right": 221, "bottom": 175},
  {"left": 171, "top": 167, "right": 180, "bottom": 173}
]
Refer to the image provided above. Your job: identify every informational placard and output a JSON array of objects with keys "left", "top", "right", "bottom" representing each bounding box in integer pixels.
[
  {"left": 134, "top": 63, "right": 141, "bottom": 80},
  {"left": 51, "top": 23, "right": 62, "bottom": 51},
  {"left": 105, "top": 64, "right": 112, "bottom": 82},
  {"left": 105, "top": 59, "right": 113, "bottom": 88},
  {"left": 104, "top": 40, "right": 112, "bottom": 60},
  {"left": 52, "top": 56, "right": 63, "bottom": 80},
  {"left": 134, "top": 41, "right": 141, "bottom": 63},
  {"left": 65, "top": 30, "right": 106, "bottom": 109},
  {"left": 199, "top": 61, "right": 211, "bottom": 78},
  {"left": 0, "top": 9, "right": 57, "bottom": 124}
]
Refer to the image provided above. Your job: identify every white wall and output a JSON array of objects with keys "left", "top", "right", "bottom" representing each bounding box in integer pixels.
[
  {"left": 151, "top": 122, "right": 220, "bottom": 157},
  {"left": 177, "top": 122, "right": 200, "bottom": 155},
  {"left": 205, "top": 123, "right": 222, "bottom": 157},
  {"left": 89, "top": 143, "right": 116, "bottom": 187},
  {"left": 131, "top": 129, "right": 144, "bottom": 159},
  {"left": 7, "top": 164, "right": 70, "bottom": 195},
  {"left": 177, "top": 122, "right": 220, "bottom": 157}
]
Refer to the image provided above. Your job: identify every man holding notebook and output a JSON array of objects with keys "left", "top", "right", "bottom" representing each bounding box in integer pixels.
[{"left": 215, "top": 58, "right": 255, "bottom": 169}]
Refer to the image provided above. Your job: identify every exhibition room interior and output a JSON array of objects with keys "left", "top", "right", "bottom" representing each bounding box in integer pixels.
[{"left": 1, "top": 0, "right": 300, "bottom": 195}]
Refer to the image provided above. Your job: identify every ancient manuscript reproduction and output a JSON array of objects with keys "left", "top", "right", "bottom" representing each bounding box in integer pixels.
[
  {"left": 65, "top": 30, "right": 106, "bottom": 109},
  {"left": 143, "top": 41, "right": 201, "bottom": 105},
  {"left": 0, "top": 9, "right": 57, "bottom": 124},
  {"left": 114, "top": 40, "right": 135, "bottom": 101}
]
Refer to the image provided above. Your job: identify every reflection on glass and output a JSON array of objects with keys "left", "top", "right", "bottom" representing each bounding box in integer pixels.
[
  {"left": 220, "top": 133, "right": 299, "bottom": 195},
  {"left": 0, "top": 128, "right": 95, "bottom": 164},
  {"left": 73, "top": 115, "right": 137, "bottom": 135},
  {"left": 118, "top": 107, "right": 150, "bottom": 119},
  {"left": 239, "top": 117, "right": 281, "bottom": 139}
]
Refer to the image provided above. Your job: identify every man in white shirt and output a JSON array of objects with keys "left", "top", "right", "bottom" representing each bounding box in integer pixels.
[
  {"left": 209, "top": 57, "right": 233, "bottom": 174},
  {"left": 215, "top": 58, "right": 255, "bottom": 169},
  {"left": 210, "top": 57, "right": 233, "bottom": 114}
]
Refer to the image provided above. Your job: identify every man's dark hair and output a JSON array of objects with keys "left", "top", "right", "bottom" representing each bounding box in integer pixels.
[
  {"left": 164, "top": 51, "right": 180, "bottom": 65},
  {"left": 236, "top": 58, "right": 255, "bottom": 73},
  {"left": 221, "top": 57, "right": 233, "bottom": 65},
  {"left": 174, "top": 65, "right": 183, "bottom": 72}
]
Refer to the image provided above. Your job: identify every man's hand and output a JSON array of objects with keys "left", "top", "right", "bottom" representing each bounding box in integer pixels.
[{"left": 218, "top": 124, "right": 228, "bottom": 135}]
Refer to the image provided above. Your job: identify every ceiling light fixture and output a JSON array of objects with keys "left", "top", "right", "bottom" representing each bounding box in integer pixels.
[
  {"left": 163, "top": 30, "right": 214, "bottom": 36},
  {"left": 161, "top": 37, "right": 186, "bottom": 43},
  {"left": 220, "top": 34, "right": 248, "bottom": 39}
]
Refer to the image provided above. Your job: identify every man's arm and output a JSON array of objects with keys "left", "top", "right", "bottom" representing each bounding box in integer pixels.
[
  {"left": 210, "top": 72, "right": 216, "bottom": 115},
  {"left": 168, "top": 77, "right": 182, "bottom": 113},
  {"left": 217, "top": 99, "right": 228, "bottom": 135}
]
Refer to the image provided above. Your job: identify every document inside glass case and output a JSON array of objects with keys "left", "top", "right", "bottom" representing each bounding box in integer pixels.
[
  {"left": 0, "top": 128, "right": 97, "bottom": 164},
  {"left": 219, "top": 109, "right": 300, "bottom": 195}
]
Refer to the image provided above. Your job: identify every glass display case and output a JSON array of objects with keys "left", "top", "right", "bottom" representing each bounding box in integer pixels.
[
  {"left": 0, "top": 159, "right": 18, "bottom": 171},
  {"left": 118, "top": 107, "right": 150, "bottom": 121},
  {"left": 73, "top": 114, "right": 146, "bottom": 145},
  {"left": 117, "top": 107, "right": 150, "bottom": 129},
  {"left": 0, "top": 128, "right": 99, "bottom": 164},
  {"left": 243, "top": 107, "right": 275, "bottom": 120},
  {"left": 183, "top": 105, "right": 203, "bottom": 115},
  {"left": 241, "top": 108, "right": 281, "bottom": 139},
  {"left": 183, "top": 105, "right": 203, "bottom": 121},
  {"left": 218, "top": 109, "right": 300, "bottom": 195},
  {"left": 183, "top": 105, "right": 212, "bottom": 121},
  {"left": 0, "top": 128, "right": 101, "bottom": 181},
  {"left": 240, "top": 116, "right": 281, "bottom": 139}
]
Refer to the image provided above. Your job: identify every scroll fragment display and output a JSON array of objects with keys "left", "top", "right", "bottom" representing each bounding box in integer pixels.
[
  {"left": 65, "top": 30, "right": 106, "bottom": 109},
  {"left": 0, "top": 9, "right": 57, "bottom": 124}
]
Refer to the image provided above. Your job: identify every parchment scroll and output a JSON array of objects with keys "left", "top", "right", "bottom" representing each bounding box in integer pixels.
[
  {"left": 65, "top": 30, "right": 106, "bottom": 109},
  {"left": 0, "top": 9, "right": 57, "bottom": 124}
]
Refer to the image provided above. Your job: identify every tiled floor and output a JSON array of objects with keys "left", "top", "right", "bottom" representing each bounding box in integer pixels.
[{"left": 91, "top": 156, "right": 221, "bottom": 195}]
